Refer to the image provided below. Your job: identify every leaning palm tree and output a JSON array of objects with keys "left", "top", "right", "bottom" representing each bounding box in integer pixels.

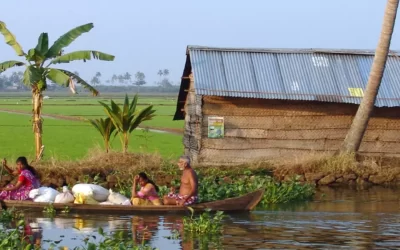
[
  {"left": 0, "top": 21, "right": 115, "bottom": 159},
  {"left": 99, "top": 94, "right": 155, "bottom": 153},
  {"left": 340, "top": 0, "right": 399, "bottom": 154}
]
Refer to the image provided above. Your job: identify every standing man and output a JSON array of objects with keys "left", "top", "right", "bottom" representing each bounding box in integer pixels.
[{"left": 163, "top": 156, "right": 198, "bottom": 206}]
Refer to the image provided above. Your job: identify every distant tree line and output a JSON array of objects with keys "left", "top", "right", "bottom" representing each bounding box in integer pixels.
[{"left": 0, "top": 68, "right": 179, "bottom": 93}]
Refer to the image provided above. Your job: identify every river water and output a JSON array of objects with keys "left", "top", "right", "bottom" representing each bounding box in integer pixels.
[{"left": 21, "top": 186, "right": 400, "bottom": 249}]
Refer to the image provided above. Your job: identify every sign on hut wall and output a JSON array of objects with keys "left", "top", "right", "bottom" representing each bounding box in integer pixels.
[{"left": 208, "top": 116, "right": 224, "bottom": 139}]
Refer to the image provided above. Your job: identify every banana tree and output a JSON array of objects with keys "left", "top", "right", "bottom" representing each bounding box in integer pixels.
[
  {"left": 0, "top": 21, "right": 115, "bottom": 160},
  {"left": 88, "top": 118, "right": 116, "bottom": 153},
  {"left": 99, "top": 94, "right": 156, "bottom": 153}
]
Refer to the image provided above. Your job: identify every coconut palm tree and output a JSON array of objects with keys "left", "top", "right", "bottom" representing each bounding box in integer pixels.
[
  {"left": 0, "top": 21, "right": 115, "bottom": 159},
  {"left": 88, "top": 117, "right": 116, "bottom": 153},
  {"left": 163, "top": 69, "right": 169, "bottom": 77},
  {"left": 340, "top": 0, "right": 399, "bottom": 154},
  {"left": 99, "top": 94, "right": 155, "bottom": 153}
]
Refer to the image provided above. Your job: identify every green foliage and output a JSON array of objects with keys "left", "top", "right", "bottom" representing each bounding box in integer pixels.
[
  {"left": 197, "top": 174, "right": 315, "bottom": 206},
  {"left": 35, "top": 33, "right": 49, "bottom": 55},
  {"left": 180, "top": 208, "right": 225, "bottom": 250},
  {"left": 43, "top": 203, "right": 56, "bottom": 216},
  {"left": 183, "top": 208, "right": 225, "bottom": 234},
  {"left": 0, "top": 207, "right": 24, "bottom": 223},
  {"left": 0, "top": 60, "right": 25, "bottom": 73},
  {"left": 0, "top": 219, "right": 39, "bottom": 249},
  {"left": 152, "top": 165, "right": 315, "bottom": 206},
  {"left": 0, "top": 21, "right": 25, "bottom": 56},
  {"left": 0, "top": 21, "right": 114, "bottom": 94},
  {"left": 61, "top": 206, "right": 70, "bottom": 214},
  {"left": 88, "top": 117, "right": 116, "bottom": 153},
  {"left": 99, "top": 94, "right": 156, "bottom": 153},
  {"left": 79, "top": 173, "right": 101, "bottom": 185},
  {"left": 51, "top": 50, "right": 115, "bottom": 64},
  {"left": 138, "top": 128, "right": 152, "bottom": 151},
  {"left": 59, "top": 69, "right": 100, "bottom": 95},
  {"left": 45, "top": 23, "right": 94, "bottom": 58},
  {"left": 46, "top": 68, "right": 70, "bottom": 86}
]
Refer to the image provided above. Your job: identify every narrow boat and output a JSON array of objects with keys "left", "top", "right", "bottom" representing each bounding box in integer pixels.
[{"left": 0, "top": 188, "right": 264, "bottom": 214}]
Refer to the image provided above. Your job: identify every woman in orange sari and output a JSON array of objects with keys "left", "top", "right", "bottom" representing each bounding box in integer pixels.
[{"left": 131, "top": 172, "right": 162, "bottom": 206}]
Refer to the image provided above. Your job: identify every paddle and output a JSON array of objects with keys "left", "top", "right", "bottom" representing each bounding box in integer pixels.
[
  {"left": 0, "top": 158, "right": 5, "bottom": 185},
  {"left": 0, "top": 145, "right": 44, "bottom": 186},
  {"left": 0, "top": 158, "right": 6, "bottom": 188}
]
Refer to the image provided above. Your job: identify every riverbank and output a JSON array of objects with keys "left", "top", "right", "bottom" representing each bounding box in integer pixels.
[
  {"left": 1, "top": 149, "right": 316, "bottom": 205},
  {"left": 2, "top": 151, "right": 398, "bottom": 191},
  {"left": 273, "top": 153, "right": 400, "bottom": 187}
]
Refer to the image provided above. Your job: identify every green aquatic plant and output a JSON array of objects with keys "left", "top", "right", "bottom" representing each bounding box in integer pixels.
[
  {"left": 183, "top": 208, "right": 225, "bottom": 234},
  {"left": 0, "top": 207, "right": 24, "bottom": 223},
  {"left": 181, "top": 208, "right": 225, "bottom": 250},
  {"left": 0, "top": 219, "right": 40, "bottom": 249},
  {"left": 197, "top": 175, "right": 315, "bottom": 206},
  {"left": 61, "top": 206, "right": 70, "bottom": 214},
  {"left": 43, "top": 203, "right": 56, "bottom": 216},
  {"left": 70, "top": 227, "right": 157, "bottom": 250}
]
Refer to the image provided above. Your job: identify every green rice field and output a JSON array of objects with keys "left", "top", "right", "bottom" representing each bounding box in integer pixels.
[{"left": 0, "top": 93, "right": 184, "bottom": 161}]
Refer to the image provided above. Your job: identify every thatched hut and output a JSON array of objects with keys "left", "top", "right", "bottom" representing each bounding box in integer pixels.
[{"left": 173, "top": 46, "right": 400, "bottom": 165}]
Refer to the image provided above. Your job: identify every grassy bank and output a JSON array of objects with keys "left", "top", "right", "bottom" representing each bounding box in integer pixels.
[{"left": 273, "top": 153, "right": 400, "bottom": 186}]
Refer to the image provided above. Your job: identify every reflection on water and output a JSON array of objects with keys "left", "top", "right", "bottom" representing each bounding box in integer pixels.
[{"left": 20, "top": 186, "right": 400, "bottom": 249}]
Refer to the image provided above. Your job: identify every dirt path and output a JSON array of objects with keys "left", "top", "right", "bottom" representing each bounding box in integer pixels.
[{"left": 0, "top": 109, "right": 183, "bottom": 135}]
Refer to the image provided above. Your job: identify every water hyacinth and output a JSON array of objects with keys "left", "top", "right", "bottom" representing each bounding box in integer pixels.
[
  {"left": 197, "top": 175, "right": 315, "bottom": 206},
  {"left": 183, "top": 208, "right": 225, "bottom": 234}
]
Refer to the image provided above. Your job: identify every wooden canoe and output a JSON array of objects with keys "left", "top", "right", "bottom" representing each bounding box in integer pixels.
[{"left": 0, "top": 188, "right": 264, "bottom": 215}]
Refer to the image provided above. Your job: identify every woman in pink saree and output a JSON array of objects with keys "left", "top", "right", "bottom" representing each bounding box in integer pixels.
[{"left": 0, "top": 157, "right": 40, "bottom": 200}]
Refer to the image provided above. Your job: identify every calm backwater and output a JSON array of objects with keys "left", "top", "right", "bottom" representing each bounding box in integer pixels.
[{"left": 23, "top": 186, "right": 400, "bottom": 249}]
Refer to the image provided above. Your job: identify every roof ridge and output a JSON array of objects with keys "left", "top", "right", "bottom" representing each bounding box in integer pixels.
[{"left": 187, "top": 45, "right": 400, "bottom": 56}]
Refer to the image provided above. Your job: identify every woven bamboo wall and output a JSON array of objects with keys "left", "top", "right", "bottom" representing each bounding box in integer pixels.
[
  {"left": 196, "top": 96, "right": 400, "bottom": 165},
  {"left": 183, "top": 74, "right": 203, "bottom": 163}
]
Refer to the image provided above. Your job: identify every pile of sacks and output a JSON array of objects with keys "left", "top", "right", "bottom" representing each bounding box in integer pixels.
[{"left": 28, "top": 184, "right": 131, "bottom": 205}]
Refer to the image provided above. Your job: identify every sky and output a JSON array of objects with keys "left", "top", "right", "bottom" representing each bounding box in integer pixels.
[{"left": 0, "top": 0, "right": 399, "bottom": 85}]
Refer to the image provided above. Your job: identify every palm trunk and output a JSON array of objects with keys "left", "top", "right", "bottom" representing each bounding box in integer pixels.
[
  {"left": 340, "top": 0, "right": 399, "bottom": 154},
  {"left": 32, "top": 91, "right": 43, "bottom": 160},
  {"left": 122, "top": 132, "right": 129, "bottom": 153},
  {"left": 105, "top": 139, "right": 109, "bottom": 153}
]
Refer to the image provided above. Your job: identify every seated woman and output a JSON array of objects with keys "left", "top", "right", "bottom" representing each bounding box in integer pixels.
[
  {"left": 131, "top": 172, "right": 161, "bottom": 206},
  {"left": 0, "top": 157, "right": 41, "bottom": 200}
]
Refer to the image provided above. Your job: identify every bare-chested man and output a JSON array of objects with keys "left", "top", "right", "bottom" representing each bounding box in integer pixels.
[{"left": 163, "top": 156, "right": 198, "bottom": 206}]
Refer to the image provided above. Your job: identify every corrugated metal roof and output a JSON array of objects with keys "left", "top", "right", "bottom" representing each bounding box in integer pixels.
[{"left": 188, "top": 45, "right": 400, "bottom": 107}]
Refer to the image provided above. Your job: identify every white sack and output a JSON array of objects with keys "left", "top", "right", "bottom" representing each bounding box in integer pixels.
[
  {"left": 72, "top": 184, "right": 109, "bottom": 202},
  {"left": 54, "top": 186, "right": 75, "bottom": 203},
  {"left": 32, "top": 187, "right": 60, "bottom": 203},
  {"left": 107, "top": 189, "right": 130, "bottom": 205}
]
